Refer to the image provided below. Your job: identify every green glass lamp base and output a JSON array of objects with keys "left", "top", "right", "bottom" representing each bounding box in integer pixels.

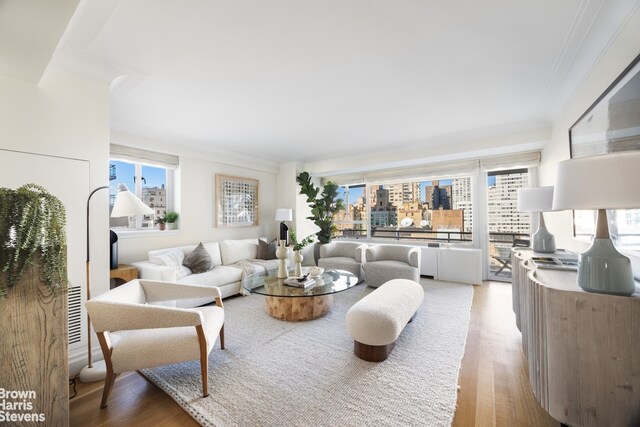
[{"left": 577, "top": 238, "right": 635, "bottom": 296}]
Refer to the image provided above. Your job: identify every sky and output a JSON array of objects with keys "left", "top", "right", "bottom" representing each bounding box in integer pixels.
[{"left": 110, "top": 160, "right": 166, "bottom": 192}]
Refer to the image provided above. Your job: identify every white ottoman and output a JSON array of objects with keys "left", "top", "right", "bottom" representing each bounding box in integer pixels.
[{"left": 346, "top": 279, "right": 424, "bottom": 362}]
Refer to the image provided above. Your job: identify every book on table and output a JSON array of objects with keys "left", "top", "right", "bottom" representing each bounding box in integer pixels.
[{"left": 283, "top": 276, "right": 315, "bottom": 288}]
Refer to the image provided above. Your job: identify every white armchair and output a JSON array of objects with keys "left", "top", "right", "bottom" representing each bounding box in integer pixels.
[
  {"left": 85, "top": 279, "right": 225, "bottom": 408},
  {"left": 363, "top": 245, "right": 421, "bottom": 287},
  {"left": 318, "top": 241, "right": 367, "bottom": 282}
]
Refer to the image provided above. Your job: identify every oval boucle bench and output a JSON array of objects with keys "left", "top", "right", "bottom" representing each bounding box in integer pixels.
[{"left": 346, "top": 279, "right": 424, "bottom": 362}]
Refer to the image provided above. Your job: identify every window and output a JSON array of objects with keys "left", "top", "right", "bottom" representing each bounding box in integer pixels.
[
  {"left": 487, "top": 169, "right": 531, "bottom": 281},
  {"left": 109, "top": 159, "right": 172, "bottom": 229},
  {"left": 575, "top": 208, "right": 640, "bottom": 251},
  {"left": 333, "top": 177, "right": 473, "bottom": 243},
  {"left": 334, "top": 185, "right": 367, "bottom": 238}
]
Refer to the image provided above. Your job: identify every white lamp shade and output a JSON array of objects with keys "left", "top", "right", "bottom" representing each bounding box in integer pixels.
[
  {"left": 553, "top": 151, "right": 640, "bottom": 210},
  {"left": 517, "top": 186, "right": 555, "bottom": 212},
  {"left": 110, "top": 185, "right": 154, "bottom": 217},
  {"left": 275, "top": 208, "right": 293, "bottom": 221}
]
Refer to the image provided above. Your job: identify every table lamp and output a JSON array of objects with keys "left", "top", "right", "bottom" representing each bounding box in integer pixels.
[
  {"left": 553, "top": 151, "right": 640, "bottom": 296},
  {"left": 80, "top": 183, "right": 154, "bottom": 382},
  {"left": 275, "top": 208, "right": 293, "bottom": 244},
  {"left": 517, "top": 186, "right": 556, "bottom": 253}
]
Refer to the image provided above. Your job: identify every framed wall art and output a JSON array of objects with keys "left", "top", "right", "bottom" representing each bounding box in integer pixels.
[
  {"left": 569, "top": 53, "right": 640, "bottom": 249},
  {"left": 215, "top": 174, "right": 259, "bottom": 227}
]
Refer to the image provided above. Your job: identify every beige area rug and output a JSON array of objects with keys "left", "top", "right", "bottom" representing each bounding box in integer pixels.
[{"left": 140, "top": 279, "right": 473, "bottom": 427}]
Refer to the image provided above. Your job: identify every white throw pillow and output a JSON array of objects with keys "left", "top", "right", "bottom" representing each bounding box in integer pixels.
[
  {"left": 149, "top": 248, "right": 192, "bottom": 279},
  {"left": 219, "top": 239, "right": 259, "bottom": 265}
]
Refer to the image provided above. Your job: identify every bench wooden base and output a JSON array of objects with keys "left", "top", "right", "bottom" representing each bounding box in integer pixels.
[{"left": 353, "top": 340, "right": 396, "bottom": 362}]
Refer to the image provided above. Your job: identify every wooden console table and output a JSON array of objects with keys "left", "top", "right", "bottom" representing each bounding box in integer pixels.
[
  {"left": 511, "top": 248, "right": 640, "bottom": 427},
  {"left": 109, "top": 264, "right": 138, "bottom": 287}
]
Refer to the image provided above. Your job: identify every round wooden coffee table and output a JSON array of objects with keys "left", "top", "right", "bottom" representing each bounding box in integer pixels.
[{"left": 242, "top": 269, "right": 360, "bottom": 321}]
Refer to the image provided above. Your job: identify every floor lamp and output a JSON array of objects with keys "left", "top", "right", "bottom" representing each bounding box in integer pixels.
[{"left": 79, "top": 184, "right": 153, "bottom": 383}]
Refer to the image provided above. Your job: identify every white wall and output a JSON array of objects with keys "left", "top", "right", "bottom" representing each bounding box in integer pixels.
[
  {"left": 110, "top": 134, "right": 280, "bottom": 263},
  {"left": 541, "top": 7, "right": 640, "bottom": 274},
  {"left": 0, "top": 67, "right": 111, "bottom": 373}
]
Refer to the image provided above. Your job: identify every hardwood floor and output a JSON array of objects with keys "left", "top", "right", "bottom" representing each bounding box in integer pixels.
[
  {"left": 70, "top": 281, "right": 557, "bottom": 427},
  {"left": 452, "top": 281, "right": 557, "bottom": 427}
]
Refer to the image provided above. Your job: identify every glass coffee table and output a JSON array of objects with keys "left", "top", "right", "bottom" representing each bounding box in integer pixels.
[{"left": 242, "top": 268, "right": 360, "bottom": 321}]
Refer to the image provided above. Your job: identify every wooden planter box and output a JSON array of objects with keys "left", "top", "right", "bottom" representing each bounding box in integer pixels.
[{"left": 0, "top": 261, "right": 68, "bottom": 426}]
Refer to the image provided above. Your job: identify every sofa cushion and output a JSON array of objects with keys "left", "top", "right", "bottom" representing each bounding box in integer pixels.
[
  {"left": 183, "top": 243, "right": 214, "bottom": 274},
  {"left": 149, "top": 248, "right": 192, "bottom": 280},
  {"left": 219, "top": 239, "right": 259, "bottom": 265},
  {"left": 177, "top": 265, "right": 243, "bottom": 287},
  {"left": 202, "top": 242, "right": 223, "bottom": 266},
  {"left": 257, "top": 239, "right": 277, "bottom": 260}
]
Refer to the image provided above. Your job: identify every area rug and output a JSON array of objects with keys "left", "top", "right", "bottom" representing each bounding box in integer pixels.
[{"left": 140, "top": 279, "right": 473, "bottom": 427}]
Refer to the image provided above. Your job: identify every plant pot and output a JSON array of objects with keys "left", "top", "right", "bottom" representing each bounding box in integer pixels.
[
  {"left": 166, "top": 222, "right": 176, "bottom": 230},
  {"left": 1, "top": 261, "right": 68, "bottom": 424},
  {"left": 158, "top": 223, "right": 166, "bottom": 231},
  {"left": 276, "top": 240, "right": 289, "bottom": 278},
  {"left": 293, "top": 250, "right": 303, "bottom": 277}
]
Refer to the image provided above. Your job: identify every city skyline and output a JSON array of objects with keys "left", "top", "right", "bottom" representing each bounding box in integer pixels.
[{"left": 335, "top": 172, "right": 530, "bottom": 237}]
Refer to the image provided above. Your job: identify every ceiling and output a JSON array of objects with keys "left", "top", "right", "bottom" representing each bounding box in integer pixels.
[{"left": 43, "top": 1, "right": 640, "bottom": 162}]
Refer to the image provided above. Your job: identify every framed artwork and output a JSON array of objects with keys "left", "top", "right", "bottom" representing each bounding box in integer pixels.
[
  {"left": 569, "top": 53, "right": 640, "bottom": 249},
  {"left": 215, "top": 174, "right": 259, "bottom": 227}
]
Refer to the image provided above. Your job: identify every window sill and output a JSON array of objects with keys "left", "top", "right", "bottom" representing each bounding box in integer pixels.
[{"left": 110, "top": 229, "right": 181, "bottom": 239}]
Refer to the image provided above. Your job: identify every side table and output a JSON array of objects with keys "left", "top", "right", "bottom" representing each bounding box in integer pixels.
[{"left": 110, "top": 264, "right": 138, "bottom": 288}]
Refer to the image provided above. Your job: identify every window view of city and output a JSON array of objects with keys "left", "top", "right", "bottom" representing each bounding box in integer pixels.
[
  {"left": 334, "top": 177, "right": 473, "bottom": 242},
  {"left": 487, "top": 169, "right": 530, "bottom": 281},
  {"left": 109, "top": 160, "right": 168, "bottom": 228},
  {"left": 332, "top": 169, "right": 532, "bottom": 282}
]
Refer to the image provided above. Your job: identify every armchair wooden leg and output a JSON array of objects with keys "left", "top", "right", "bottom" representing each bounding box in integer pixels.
[
  {"left": 96, "top": 331, "right": 116, "bottom": 409},
  {"left": 219, "top": 324, "right": 225, "bottom": 350},
  {"left": 196, "top": 325, "right": 209, "bottom": 397},
  {"left": 100, "top": 367, "right": 116, "bottom": 409}
]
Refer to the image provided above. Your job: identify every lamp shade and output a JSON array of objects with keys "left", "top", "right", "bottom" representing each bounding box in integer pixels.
[
  {"left": 275, "top": 208, "right": 292, "bottom": 221},
  {"left": 110, "top": 184, "right": 154, "bottom": 217},
  {"left": 517, "top": 186, "right": 555, "bottom": 212},
  {"left": 553, "top": 152, "right": 640, "bottom": 210}
]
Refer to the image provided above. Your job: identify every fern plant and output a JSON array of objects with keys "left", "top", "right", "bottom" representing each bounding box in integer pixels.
[{"left": 0, "top": 184, "right": 69, "bottom": 299}]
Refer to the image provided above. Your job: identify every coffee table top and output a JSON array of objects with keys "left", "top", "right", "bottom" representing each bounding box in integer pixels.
[{"left": 242, "top": 268, "right": 360, "bottom": 298}]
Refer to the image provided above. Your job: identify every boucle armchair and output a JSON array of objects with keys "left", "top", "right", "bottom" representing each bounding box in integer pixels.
[
  {"left": 318, "top": 241, "right": 367, "bottom": 282},
  {"left": 363, "top": 245, "right": 421, "bottom": 287},
  {"left": 85, "top": 279, "right": 225, "bottom": 409}
]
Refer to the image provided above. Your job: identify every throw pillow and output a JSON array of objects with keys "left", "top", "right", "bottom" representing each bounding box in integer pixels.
[
  {"left": 257, "top": 239, "right": 277, "bottom": 260},
  {"left": 183, "top": 242, "right": 214, "bottom": 274},
  {"left": 149, "top": 248, "right": 192, "bottom": 280}
]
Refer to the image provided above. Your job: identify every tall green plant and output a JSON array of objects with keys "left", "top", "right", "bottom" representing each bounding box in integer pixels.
[
  {"left": 0, "top": 184, "right": 68, "bottom": 299},
  {"left": 296, "top": 172, "right": 344, "bottom": 244}
]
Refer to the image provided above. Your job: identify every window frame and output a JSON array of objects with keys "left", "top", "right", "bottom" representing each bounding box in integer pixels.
[{"left": 109, "top": 158, "right": 175, "bottom": 231}]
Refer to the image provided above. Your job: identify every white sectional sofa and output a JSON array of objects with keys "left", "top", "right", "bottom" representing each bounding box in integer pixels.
[{"left": 131, "top": 238, "right": 280, "bottom": 307}]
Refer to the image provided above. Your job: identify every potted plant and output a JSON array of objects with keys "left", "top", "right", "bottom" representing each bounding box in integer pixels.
[
  {"left": 289, "top": 229, "right": 316, "bottom": 277},
  {"left": 155, "top": 216, "right": 166, "bottom": 230},
  {"left": 0, "top": 183, "right": 69, "bottom": 423},
  {"left": 165, "top": 211, "right": 179, "bottom": 230},
  {"left": 0, "top": 183, "right": 69, "bottom": 298},
  {"left": 296, "top": 171, "right": 344, "bottom": 262}
]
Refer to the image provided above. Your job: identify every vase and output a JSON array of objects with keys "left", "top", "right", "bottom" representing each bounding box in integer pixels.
[
  {"left": 276, "top": 240, "right": 289, "bottom": 279},
  {"left": 293, "top": 250, "right": 303, "bottom": 277}
]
